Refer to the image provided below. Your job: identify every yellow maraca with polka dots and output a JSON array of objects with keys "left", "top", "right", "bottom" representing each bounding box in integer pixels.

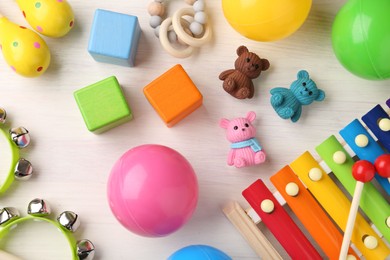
[
  {"left": 16, "top": 0, "right": 74, "bottom": 38},
  {"left": 0, "top": 15, "right": 50, "bottom": 77}
]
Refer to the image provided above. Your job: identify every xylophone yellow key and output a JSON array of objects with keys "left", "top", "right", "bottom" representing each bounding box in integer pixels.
[{"left": 290, "top": 151, "right": 390, "bottom": 259}]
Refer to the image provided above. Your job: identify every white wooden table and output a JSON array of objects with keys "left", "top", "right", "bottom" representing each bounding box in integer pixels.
[{"left": 0, "top": 0, "right": 388, "bottom": 259}]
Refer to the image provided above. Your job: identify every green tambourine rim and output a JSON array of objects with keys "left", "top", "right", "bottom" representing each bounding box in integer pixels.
[
  {"left": 0, "top": 215, "right": 78, "bottom": 259},
  {"left": 0, "top": 128, "right": 19, "bottom": 195}
]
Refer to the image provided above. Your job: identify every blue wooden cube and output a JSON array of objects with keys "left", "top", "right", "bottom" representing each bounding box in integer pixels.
[{"left": 88, "top": 9, "right": 141, "bottom": 67}]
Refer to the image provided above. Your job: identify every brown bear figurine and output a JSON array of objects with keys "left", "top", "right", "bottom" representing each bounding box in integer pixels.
[{"left": 219, "top": 46, "right": 270, "bottom": 99}]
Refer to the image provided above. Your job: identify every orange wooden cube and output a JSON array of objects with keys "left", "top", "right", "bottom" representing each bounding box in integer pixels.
[{"left": 143, "top": 64, "right": 203, "bottom": 127}]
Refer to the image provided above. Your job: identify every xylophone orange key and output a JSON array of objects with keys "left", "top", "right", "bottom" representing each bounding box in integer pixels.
[{"left": 270, "top": 165, "right": 358, "bottom": 260}]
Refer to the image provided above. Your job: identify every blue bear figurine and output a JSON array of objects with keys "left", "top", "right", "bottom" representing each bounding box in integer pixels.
[{"left": 270, "top": 70, "right": 325, "bottom": 122}]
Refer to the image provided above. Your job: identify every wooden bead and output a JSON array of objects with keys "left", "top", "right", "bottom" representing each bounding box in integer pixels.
[
  {"left": 194, "top": 11, "right": 207, "bottom": 24},
  {"left": 150, "top": 15, "right": 162, "bottom": 28},
  {"left": 168, "top": 30, "right": 177, "bottom": 42},
  {"left": 193, "top": 0, "right": 205, "bottom": 11},
  {"left": 189, "top": 21, "right": 203, "bottom": 36},
  {"left": 172, "top": 7, "right": 211, "bottom": 47},
  {"left": 154, "top": 25, "right": 160, "bottom": 37},
  {"left": 148, "top": 2, "right": 165, "bottom": 17}
]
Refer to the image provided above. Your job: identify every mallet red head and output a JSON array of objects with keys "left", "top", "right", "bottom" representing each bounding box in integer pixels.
[
  {"left": 352, "top": 160, "right": 376, "bottom": 183},
  {"left": 374, "top": 154, "right": 390, "bottom": 178}
]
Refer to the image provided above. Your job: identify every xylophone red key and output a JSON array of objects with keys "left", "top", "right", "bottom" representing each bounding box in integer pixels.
[{"left": 242, "top": 179, "right": 322, "bottom": 260}]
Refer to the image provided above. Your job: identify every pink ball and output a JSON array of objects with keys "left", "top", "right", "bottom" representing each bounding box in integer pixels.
[{"left": 107, "top": 144, "right": 198, "bottom": 237}]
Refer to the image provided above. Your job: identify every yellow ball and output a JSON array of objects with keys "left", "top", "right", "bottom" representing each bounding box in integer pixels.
[{"left": 222, "top": 0, "right": 312, "bottom": 42}]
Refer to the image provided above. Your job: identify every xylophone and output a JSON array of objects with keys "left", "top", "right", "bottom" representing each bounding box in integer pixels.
[{"left": 223, "top": 99, "right": 390, "bottom": 260}]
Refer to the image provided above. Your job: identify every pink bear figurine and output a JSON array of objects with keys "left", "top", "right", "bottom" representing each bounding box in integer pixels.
[{"left": 219, "top": 111, "right": 266, "bottom": 168}]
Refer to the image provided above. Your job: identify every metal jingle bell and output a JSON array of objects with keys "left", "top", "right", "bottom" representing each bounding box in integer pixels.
[
  {"left": 0, "top": 107, "right": 6, "bottom": 124},
  {"left": 77, "top": 239, "right": 95, "bottom": 260},
  {"left": 57, "top": 211, "right": 80, "bottom": 232},
  {"left": 9, "top": 126, "right": 30, "bottom": 148},
  {"left": 0, "top": 207, "right": 20, "bottom": 225},
  {"left": 14, "top": 158, "right": 33, "bottom": 180},
  {"left": 28, "top": 198, "right": 51, "bottom": 216}
]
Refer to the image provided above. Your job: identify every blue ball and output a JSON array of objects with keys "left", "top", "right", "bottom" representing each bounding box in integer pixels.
[{"left": 168, "top": 245, "right": 232, "bottom": 260}]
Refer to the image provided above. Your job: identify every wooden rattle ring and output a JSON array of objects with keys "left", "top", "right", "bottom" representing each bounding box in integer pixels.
[
  {"left": 172, "top": 7, "right": 212, "bottom": 47},
  {"left": 160, "top": 17, "right": 194, "bottom": 58}
]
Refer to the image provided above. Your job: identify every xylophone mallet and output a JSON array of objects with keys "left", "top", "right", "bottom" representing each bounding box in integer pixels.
[
  {"left": 375, "top": 154, "right": 390, "bottom": 183},
  {"left": 374, "top": 155, "right": 390, "bottom": 247},
  {"left": 339, "top": 160, "right": 376, "bottom": 260}
]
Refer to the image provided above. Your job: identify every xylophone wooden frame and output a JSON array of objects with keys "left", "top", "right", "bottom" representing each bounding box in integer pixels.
[{"left": 223, "top": 99, "right": 390, "bottom": 260}]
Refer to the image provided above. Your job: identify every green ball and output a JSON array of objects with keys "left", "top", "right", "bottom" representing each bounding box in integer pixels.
[{"left": 332, "top": 0, "right": 390, "bottom": 80}]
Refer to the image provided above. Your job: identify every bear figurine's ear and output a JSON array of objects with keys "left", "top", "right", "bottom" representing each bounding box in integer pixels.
[
  {"left": 315, "top": 89, "right": 326, "bottom": 102},
  {"left": 246, "top": 111, "right": 256, "bottom": 123},
  {"left": 297, "top": 70, "right": 309, "bottom": 79},
  {"left": 261, "top": 59, "right": 270, "bottom": 71},
  {"left": 236, "top": 46, "right": 249, "bottom": 56},
  {"left": 219, "top": 118, "right": 230, "bottom": 129}
]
